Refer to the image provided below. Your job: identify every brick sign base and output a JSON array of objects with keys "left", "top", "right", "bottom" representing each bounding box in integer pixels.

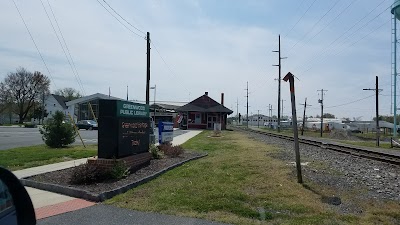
[{"left": 87, "top": 152, "right": 152, "bottom": 171}]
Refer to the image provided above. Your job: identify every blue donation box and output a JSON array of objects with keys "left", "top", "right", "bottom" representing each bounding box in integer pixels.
[{"left": 158, "top": 122, "right": 174, "bottom": 144}]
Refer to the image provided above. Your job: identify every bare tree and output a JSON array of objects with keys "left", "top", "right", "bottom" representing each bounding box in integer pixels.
[
  {"left": 1, "top": 67, "right": 50, "bottom": 124},
  {"left": 54, "top": 87, "right": 82, "bottom": 101}
]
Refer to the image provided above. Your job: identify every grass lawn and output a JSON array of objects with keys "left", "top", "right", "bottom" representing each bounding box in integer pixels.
[
  {"left": 0, "top": 145, "right": 97, "bottom": 171},
  {"left": 106, "top": 131, "right": 400, "bottom": 224}
]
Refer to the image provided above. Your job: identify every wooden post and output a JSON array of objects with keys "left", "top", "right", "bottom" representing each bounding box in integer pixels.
[
  {"left": 68, "top": 113, "right": 85, "bottom": 148},
  {"left": 283, "top": 72, "right": 303, "bottom": 184}
]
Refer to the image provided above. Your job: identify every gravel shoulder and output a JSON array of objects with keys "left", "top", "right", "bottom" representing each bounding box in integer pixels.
[{"left": 27, "top": 151, "right": 204, "bottom": 195}]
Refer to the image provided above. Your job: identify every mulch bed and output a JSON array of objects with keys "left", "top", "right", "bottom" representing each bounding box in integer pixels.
[{"left": 27, "top": 151, "right": 204, "bottom": 195}]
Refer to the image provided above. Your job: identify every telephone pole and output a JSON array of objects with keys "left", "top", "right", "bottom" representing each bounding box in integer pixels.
[
  {"left": 300, "top": 98, "right": 312, "bottom": 136},
  {"left": 273, "top": 35, "right": 282, "bottom": 132},
  {"left": 245, "top": 82, "right": 249, "bottom": 128},
  {"left": 317, "top": 89, "right": 328, "bottom": 137},
  {"left": 363, "top": 76, "right": 382, "bottom": 146},
  {"left": 236, "top": 98, "right": 239, "bottom": 124},
  {"left": 146, "top": 32, "right": 151, "bottom": 105},
  {"left": 257, "top": 110, "right": 260, "bottom": 128}
]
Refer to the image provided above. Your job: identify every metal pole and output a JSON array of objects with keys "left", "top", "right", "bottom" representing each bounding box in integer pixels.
[
  {"left": 146, "top": 32, "right": 151, "bottom": 105},
  {"left": 154, "top": 85, "right": 156, "bottom": 124},
  {"left": 394, "top": 11, "right": 398, "bottom": 137},
  {"left": 376, "top": 76, "right": 380, "bottom": 147},
  {"left": 283, "top": 72, "right": 303, "bottom": 184}
]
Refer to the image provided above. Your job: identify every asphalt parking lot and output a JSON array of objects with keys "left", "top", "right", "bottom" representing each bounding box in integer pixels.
[{"left": 0, "top": 127, "right": 188, "bottom": 150}]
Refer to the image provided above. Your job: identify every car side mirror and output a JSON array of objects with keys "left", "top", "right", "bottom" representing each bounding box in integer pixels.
[{"left": 0, "top": 167, "right": 36, "bottom": 225}]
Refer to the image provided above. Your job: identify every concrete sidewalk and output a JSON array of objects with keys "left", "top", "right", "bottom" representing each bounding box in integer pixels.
[{"left": 13, "top": 129, "right": 203, "bottom": 220}]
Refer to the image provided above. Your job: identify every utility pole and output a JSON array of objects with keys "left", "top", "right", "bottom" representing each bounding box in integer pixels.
[
  {"left": 300, "top": 98, "right": 312, "bottom": 136},
  {"left": 146, "top": 32, "right": 151, "bottom": 105},
  {"left": 273, "top": 35, "right": 282, "bottom": 132},
  {"left": 245, "top": 82, "right": 249, "bottom": 128},
  {"left": 236, "top": 98, "right": 239, "bottom": 124},
  {"left": 363, "top": 76, "right": 382, "bottom": 147},
  {"left": 257, "top": 110, "right": 260, "bottom": 128},
  {"left": 41, "top": 91, "right": 45, "bottom": 125},
  {"left": 317, "top": 89, "right": 328, "bottom": 137}
]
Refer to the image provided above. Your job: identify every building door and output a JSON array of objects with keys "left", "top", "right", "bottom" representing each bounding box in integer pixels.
[{"left": 207, "top": 115, "right": 217, "bottom": 129}]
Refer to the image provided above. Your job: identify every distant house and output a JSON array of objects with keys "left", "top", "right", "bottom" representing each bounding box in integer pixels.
[
  {"left": 44, "top": 94, "right": 68, "bottom": 119},
  {"left": 176, "top": 92, "right": 233, "bottom": 130}
]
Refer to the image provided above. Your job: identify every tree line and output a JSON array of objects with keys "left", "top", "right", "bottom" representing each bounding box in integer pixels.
[{"left": 0, "top": 67, "right": 81, "bottom": 124}]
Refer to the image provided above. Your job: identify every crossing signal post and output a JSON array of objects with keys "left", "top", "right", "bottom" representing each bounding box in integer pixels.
[{"left": 283, "top": 72, "right": 303, "bottom": 184}]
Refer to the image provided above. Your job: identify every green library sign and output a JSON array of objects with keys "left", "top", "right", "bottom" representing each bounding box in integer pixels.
[{"left": 116, "top": 101, "right": 149, "bottom": 118}]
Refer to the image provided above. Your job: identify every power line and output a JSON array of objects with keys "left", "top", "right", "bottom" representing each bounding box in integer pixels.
[
  {"left": 39, "top": 0, "right": 85, "bottom": 95},
  {"left": 46, "top": 0, "right": 86, "bottom": 95},
  {"left": 11, "top": 0, "right": 57, "bottom": 89},
  {"left": 95, "top": 0, "right": 145, "bottom": 39},
  {"left": 101, "top": 0, "right": 145, "bottom": 35},
  {"left": 287, "top": 0, "right": 341, "bottom": 54},
  {"left": 284, "top": 0, "right": 318, "bottom": 38},
  {"left": 325, "top": 94, "right": 375, "bottom": 109},
  {"left": 331, "top": 1, "right": 391, "bottom": 52},
  {"left": 95, "top": 0, "right": 187, "bottom": 96},
  {"left": 301, "top": 17, "right": 390, "bottom": 75},
  {"left": 295, "top": 2, "right": 391, "bottom": 75},
  {"left": 151, "top": 42, "right": 189, "bottom": 94},
  {"left": 291, "top": 0, "right": 357, "bottom": 59}
]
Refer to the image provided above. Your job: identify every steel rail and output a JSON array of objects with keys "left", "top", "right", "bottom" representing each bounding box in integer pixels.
[{"left": 236, "top": 127, "right": 400, "bottom": 165}]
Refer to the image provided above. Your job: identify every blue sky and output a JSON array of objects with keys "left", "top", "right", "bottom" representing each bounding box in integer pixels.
[{"left": 0, "top": 0, "right": 395, "bottom": 120}]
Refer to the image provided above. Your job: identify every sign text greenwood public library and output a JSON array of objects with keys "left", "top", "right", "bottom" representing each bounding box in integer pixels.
[{"left": 116, "top": 101, "right": 149, "bottom": 118}]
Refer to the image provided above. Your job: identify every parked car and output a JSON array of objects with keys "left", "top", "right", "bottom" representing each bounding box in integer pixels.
[{"left": 76, "top": 120, "right": 98, "bottom": 130}]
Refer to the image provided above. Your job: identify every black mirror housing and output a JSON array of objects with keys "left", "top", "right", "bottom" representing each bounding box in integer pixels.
[{"left": 0, "top": 167, "right": 36, "bottom": 225}]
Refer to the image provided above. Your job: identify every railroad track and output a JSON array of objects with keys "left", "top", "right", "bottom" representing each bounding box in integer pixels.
[{"left": 235, "top": 127, "right": 400, "bottom": 166}]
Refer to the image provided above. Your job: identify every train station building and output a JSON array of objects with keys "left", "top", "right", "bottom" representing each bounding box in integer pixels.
[{"left": 176, "top": 92, "right": 233, "bottom": 130}]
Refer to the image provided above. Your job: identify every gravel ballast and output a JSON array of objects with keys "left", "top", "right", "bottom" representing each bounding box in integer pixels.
[{"left": 241, "top": 129, "right": 400, "bottom": 204}]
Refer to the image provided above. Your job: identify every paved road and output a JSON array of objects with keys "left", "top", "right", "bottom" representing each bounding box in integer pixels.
[
  {"left": 38, "top": 204, "right": 230, "bottom": 225},
  {"left": 0, "top": 127, "right": 187, "bottom": 150},
  {"left": 0, "top": 127, "right": 97, "bottom": 150}
]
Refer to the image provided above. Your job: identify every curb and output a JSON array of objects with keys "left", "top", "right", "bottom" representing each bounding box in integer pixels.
[{"left": 20, "top": 152, "right": 207, "bottom": 202}]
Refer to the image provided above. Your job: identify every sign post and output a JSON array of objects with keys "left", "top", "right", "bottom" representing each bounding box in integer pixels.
[{"left": 283, "top": 72, "right": 303, "bottom": 184}]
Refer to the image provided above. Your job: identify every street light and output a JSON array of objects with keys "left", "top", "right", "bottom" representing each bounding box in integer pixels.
[{"left": 150, "top": 85, "right": 156, "bottom": 125}]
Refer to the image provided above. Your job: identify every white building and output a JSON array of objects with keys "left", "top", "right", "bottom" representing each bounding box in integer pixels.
[
  {"left": 44, "top": 93, "right": 122, "bottom": 122},
  {"left": 44, "top": 94, "right": 68, "bottom": 120}
]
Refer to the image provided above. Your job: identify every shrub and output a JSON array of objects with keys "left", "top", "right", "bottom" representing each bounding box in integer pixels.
[
  {"left": 149, "top": 144, "right": 162, "bottom": 159},
  {"left": 158, "top": 143, "right": 184, "bottom": 157},
  {"left": 39, "top": 111, "right": 76, "bottom": 148},
  {"left": 70, "top": 160, "right": 130, "bottom": 184},
  {"left": 70, "top": 163, "right": 109, "bottom": 184},
  {"left": 109, "top": 160, "right": 130, "bottom": 180}
]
